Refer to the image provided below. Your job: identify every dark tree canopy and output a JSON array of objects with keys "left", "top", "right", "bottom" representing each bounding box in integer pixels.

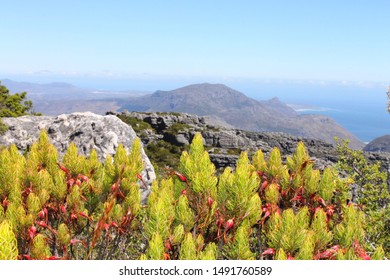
[
  {"left": 0, "top": 81, "right": 35, "bottom": 117},
  {"left": 0, "top": 81, "right": 40, "bottom": 134}
]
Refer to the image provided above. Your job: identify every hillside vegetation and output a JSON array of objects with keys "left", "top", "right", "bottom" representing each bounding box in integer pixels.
[{"left": 0, "top": 131, "right": 386, "bottom": 260}]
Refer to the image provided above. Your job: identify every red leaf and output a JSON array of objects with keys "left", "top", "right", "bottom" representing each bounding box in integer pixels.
[
  {"left": 174, "top": 171, "right": 187, "bottom": 182},
  {"left": 207, "top": 197, "right": 214, "bottom": 207},
  {"left": 262, "top": 248, "right": 275, "bottom": 256},
  {"left": 68, "top": 178, "right": 75, "bottom": 187},
  {"left": 45, "top": 256, "right": 61, "bottom": 260},
  {"left": 28, "top": 226, "right": 37, "bottom": 240},
  {"left": 111, "top": 221, "right": 119, "bottom": 228},
  {"left": 70, "top": 239, "right": 82, "bottom": 245},
  {"left": 77, "top": 174, "right": 89, "bottom": 182},
  {"left": 38, "top": 209, "right": 46, "bottom": 219},
  {"left": 165, "top": 240, "right": 172, "bottom": 251},
  {"left": 260, "top": 180, "right": 269, "bottom": 191},
  {"left": 78, "top": 212, "right": 92, "bottom": 221},
  {"left": 58, "top": 163, "right": 69, "bottom": 174},
  {"left": 60, "top": 205, "right": 67, "bottom": 214},
  {"left": 36, "top": 221, "right": 48, "bottom": 228},
  {"left": 22, "top": 254, "right": 32, "bottom": 260},
  {"left": 317, "top": 196, "right": 326, "bottom": 207},
  {"left": 224, "top": 219, "right": 234, "bottom": 231}
]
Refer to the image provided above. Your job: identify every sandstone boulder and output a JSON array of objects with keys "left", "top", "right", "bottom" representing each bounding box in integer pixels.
[{"left": 0, "top": 112, "right": 156, "bottom": 202}]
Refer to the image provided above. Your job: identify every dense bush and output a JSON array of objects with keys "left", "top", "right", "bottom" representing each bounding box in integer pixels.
[
  {"left": 0, "top": 131, "right": 145, "bottom": 259},
  {"left": 335, "top": 139, "right": 389, "bottom": 257},
  {"left": 0, "top": 132, "right": 385, "bottom": 259}
]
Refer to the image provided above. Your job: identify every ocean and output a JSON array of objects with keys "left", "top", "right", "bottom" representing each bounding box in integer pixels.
[{"left": 234, "top": 82, "right": 390, "bottom": 143}]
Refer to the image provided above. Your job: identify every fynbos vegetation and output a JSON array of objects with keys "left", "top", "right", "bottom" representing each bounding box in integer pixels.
[{"left": 0, "top": 132, "right": 385, "bottom": 259}]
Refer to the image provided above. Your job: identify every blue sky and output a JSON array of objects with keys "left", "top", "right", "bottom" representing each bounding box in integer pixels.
[{"left": 1, "top": 0, "right": 389, "bottom": 86}]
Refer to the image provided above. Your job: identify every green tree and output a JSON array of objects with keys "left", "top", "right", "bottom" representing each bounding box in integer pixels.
[{"left": 0, "top": 81, "right": 40, "bottom": 134}]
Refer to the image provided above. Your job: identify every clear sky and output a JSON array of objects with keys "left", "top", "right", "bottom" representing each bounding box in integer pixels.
[{"left": 1, "top": 0, "right": 390, "bottom": 85}]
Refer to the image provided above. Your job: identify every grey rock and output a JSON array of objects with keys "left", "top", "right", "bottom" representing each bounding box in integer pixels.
[
  {"left": 116, "top": 111, "right": 339, "bottom": 170},
  {"left": 0, "top": 112, "right": 156, "bottom": 203},
  {"left": 115, "top": 111, "right": 390, "bottom": 189},
  {"left": 364, "top": 135, "right": 390, "bottom": 153}
]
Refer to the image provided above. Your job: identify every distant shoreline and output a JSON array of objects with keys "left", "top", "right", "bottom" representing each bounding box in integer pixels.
[{"left": 286, "top": 103, "right": 333, "bottom": 112}]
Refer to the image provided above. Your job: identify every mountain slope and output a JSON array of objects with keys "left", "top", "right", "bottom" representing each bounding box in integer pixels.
[
  {"left": 120, "top": 83, "right": 364, "bottom": 149},
  {"left": 1, "top": 79, "right": 150, "bottom": 115},
  {"left": 364, "top": 135, "right": 390, "bottom": 152}
]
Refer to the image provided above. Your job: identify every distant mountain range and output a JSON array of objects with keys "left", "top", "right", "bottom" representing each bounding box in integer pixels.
[
  {"left": 119, "top": 83, "right": 364, "bottom": 149},
  {"left": 1, "top": 79, "right": 364, "bottom": 149},
  {"left": 1, "top": 79, "right": 149, "bottom": 115}
]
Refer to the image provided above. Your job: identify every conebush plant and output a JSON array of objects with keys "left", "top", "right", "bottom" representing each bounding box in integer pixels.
[{"left": 0, "top": 131, "right": 385, "bottom": 260}]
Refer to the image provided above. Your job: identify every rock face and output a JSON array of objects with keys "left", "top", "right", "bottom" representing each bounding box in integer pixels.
[
  {"left": 113, "top": 111, "right": 390, "bottom": 189},
  {"left": 114, "top": 111, "right": 338, "bottom": 170},
  {"left": 0, "top": 112, "right": 156, "bottom": 202},
  {"left": 364, "top": 135, "right": 390, "bottom": 153}
]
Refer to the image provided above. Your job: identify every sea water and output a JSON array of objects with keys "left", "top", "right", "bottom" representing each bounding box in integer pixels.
[{"left": 238, "top": 82, "right": 390, "bottom": 143}]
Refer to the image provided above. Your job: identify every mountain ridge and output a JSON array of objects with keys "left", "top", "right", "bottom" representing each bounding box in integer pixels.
[
  {"left": 1, "top": 79, "right": 365, "bottom": 149},
  {"left": 120, "top": 83, "right": 364, "bottom": 149}
]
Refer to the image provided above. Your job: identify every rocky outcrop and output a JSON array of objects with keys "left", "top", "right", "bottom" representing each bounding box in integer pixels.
[
  {"left": 113, "top": 111, "right": 390, "bottom": 189},
  {"left": 0, "top": 112, "right": 156, "bottom": 202},
  {"left": 113, "top": 111, "right": 339, "bottom": 170},
  {"left": 364, "top": 135, "right": 390, "bottom": 153}
]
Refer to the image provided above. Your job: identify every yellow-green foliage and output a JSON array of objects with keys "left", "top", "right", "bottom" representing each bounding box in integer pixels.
[
  {"left": 31, "top": 234, "right": 51, "bottom": 259},
  {"left": 0, "top": 220, "right": 18, "bottom": 260},
  {"left": 145, "top": 233, "right": 164, "bottom": 260},
  {"left": 179, "top": 233, "right": 197, "bottom": 260},
  {"left": 266, "top": 208, "right": 309, "bottom": 256},
  {"left": 57, "top": 223, "right": 71, "bottom": 246},
  {"left": 175, "top": 194, "right": 195, "bottom": 232},
  {"left": 311, "top": 209, "right": 333, "bottom": 251},
  {"left": 179, "top": 133, "right": 217, "bottom": 195},
  {"left": 224, "top": 223, "right": 255, "bottom": 260},
  {"left": 0, "top": 130, "right": 384, "bottom": 260},
  {"left": 0, "top": 130, "right": 145, "bottom": 260},
  {"left": 145, "top": 180, "right": 175, "bottom": 240},
  {"left": 334, "top": 205, "right": 365, "bottom": 248},
  {"left": 218, "top": 152, "right": 261, "bottom": 221},
  {"left": 198, "top": 242, "right": 217, "bottom": 260}
]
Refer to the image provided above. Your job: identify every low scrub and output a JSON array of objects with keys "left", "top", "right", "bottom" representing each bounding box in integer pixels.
[{"left": 0, "top": 132, "right": 385, "bottom": 259}]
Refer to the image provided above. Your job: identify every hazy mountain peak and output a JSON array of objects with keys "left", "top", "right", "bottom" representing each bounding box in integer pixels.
[
  {"left": 168, "top": 83, "right": 248, "bottom": 98},
  {"left": 121, "top": 83, "right": 364, "bottom": 149}
]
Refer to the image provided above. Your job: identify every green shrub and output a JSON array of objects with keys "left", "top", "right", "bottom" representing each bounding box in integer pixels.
[
  {"left": 117, "top": 115, "right": 153, "bottom": 133},
  {"left": 0, "top": 131, "right": 144, "bottom": 259},
  {"left": 165, "top": 123, "right": 191, "bottom": 135},
  {"left": 0, "top": 132, "right": 384, "bottom": 260},
  {"left": 0, "top": 81, "right": 41, "bottom": 135},
  {"left": 335, "top": 138, "right": 389, "bottom": 257}
]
